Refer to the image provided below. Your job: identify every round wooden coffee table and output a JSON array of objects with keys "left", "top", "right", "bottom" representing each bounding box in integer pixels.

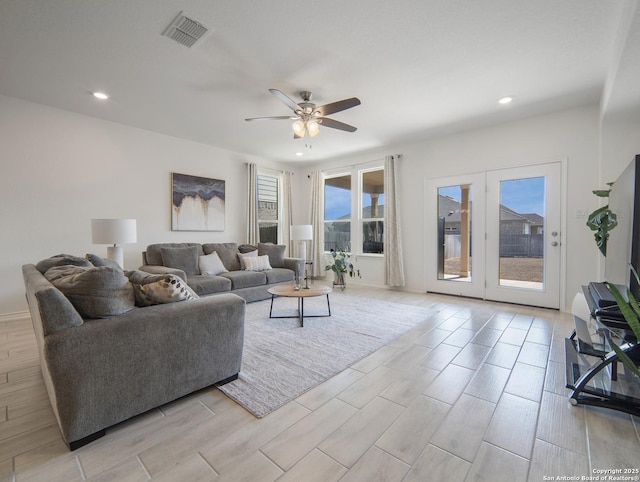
[{"left": 267, "top": 284, "right": 332, "bottom": 327}]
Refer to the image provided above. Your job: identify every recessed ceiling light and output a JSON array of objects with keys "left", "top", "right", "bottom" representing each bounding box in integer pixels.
[
  {"left": 498, "top": 96, "right": 513, "bottom": 105},
  {"left": 92, "top": 92, "right": 109, "bottom": 100},
  {"left": 295, "top": 152, "right": 303, "bottom": 157}
]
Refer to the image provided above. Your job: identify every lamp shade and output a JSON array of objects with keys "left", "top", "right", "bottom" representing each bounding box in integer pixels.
[
  {"left": 290, "top": 224, "right": 313, "bottom": 241},
  {"left": 91, "top": 219, "right": 137, "bottom": 245}
]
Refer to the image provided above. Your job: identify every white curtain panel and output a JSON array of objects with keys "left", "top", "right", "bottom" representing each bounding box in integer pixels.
[
  {"left": 247, "top": 163, "right": 259, "bottom": 244},
  {"left": 309, "top": 170, "right": 325, "bottom": 277},
  {"left": 282, "top": 171, "right": 293, "bottom": 255},
  {"left": 384, "top": 155, "right": 406, "bottom": 287}
]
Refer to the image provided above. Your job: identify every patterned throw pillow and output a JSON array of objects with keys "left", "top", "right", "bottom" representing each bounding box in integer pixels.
[
  {"left": 126, "top": 271, "right": 199, "bottom": 307},
  {"left": 243, "top": 255, "right": 272, "bottom": 272}
]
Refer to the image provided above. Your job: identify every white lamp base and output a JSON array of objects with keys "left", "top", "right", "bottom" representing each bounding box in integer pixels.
[
  {"left": 297, "top": 240, "right": 307, "bottom": 281},
  {"left": 107, "top": 245, "right": 124, "bottom": 269}
]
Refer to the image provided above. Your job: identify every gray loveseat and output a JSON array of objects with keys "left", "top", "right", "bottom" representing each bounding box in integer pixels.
[
  {"left": 140, "top": 242, "right": 303, "bottom": 302},
  {"left": 22, "top": 258, "right": 245, "bottom": 450}
]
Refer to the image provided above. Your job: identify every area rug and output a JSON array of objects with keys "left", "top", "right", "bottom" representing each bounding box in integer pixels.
[{"left": 218, "top": 292, "right": 437, "bottom": 417}]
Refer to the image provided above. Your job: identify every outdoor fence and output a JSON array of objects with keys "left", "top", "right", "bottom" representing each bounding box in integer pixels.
[{"left": 444, "top": 233, "right": 543, "bottom": 259}]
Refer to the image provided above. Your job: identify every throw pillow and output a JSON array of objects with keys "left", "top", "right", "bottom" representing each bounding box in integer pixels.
[
  {"left": 145, "top": 243, "right": 203, "bottom": 266},
  {"left": 36, "top": 254, "right": 92, "bottom": 274},
  {"left": 199, "top": 252, "right": 228, "bottom": 275},
  {"left": 160, "top": 246, "right": 200, "bottom": 276},
  {"left": 243, "top": 255, "right": 272, "bottom": 272},
  {"left": 258, "top": 243, "right": 286, "bottom": 268},
  {"left": 86, "top": 253, "right": 122, "bottom": 270},
  {"left": 238, "top": 244, "right": 258, "bottom": 254},
  {"left": 44, "top": 265, "right": 135, "bottom": 318},
  {"left": 202, "top": 243, "right": 240, "bottom": 271},
  {"left": 237, "top": 250, "right": 258, "bottom": 270},
  {"left": 126, "top": 270, "right": 199, "bottom": 307}
]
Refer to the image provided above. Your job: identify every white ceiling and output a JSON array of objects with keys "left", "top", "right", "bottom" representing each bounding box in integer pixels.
[{"left": 0, "top": 0, "right": 634, "bottom": 162}]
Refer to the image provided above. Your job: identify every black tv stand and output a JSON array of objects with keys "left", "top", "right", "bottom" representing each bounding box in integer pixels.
[{"left": 564, "top": 286, "right": 640, "bottom": 417}]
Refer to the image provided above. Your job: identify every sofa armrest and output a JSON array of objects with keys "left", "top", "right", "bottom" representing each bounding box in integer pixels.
[
  {"left": 284, "top": 257, "right": 304, "bottom": 277},
  {"left": 139, "top": 265, "right": 188, "bottom": 283}
]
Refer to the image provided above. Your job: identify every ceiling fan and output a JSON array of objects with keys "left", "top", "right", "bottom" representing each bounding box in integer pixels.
[{"left": 245, "top": 89, "right": 361, "bottom": 139}]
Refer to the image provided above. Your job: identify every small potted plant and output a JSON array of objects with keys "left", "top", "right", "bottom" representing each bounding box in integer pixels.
[
  {"left": 606, "top": 266, "right": 640, "bottom": 377},
  {"left": 586, "top": 182, "right": 617, "bottom": 256},
  {"left": 324, "top": 249, "right": 360, "bottom": 289}
]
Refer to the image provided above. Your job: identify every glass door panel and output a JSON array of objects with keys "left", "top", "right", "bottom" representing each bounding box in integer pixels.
[
  {"left": 437, "top": 185, "right": 473, "bottom": 283},
  {"left": 486, "top": 163, "right": 561, "bottom": 309},
  {"left": 426, "top": 173, "right": 485, "bottom": 299},
  {"left": 498, "top": 176, "right": 544, "bottom": 289}
]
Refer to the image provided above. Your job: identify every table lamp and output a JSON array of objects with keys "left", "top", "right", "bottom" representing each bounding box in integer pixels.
[
  {"left": 290, "top": 224, "right": 313, "bottom": 262},
  {"left": 91, "top": 219, "right": 137, "bottom": 268}
]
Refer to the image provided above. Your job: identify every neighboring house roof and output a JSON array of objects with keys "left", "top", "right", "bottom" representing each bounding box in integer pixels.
[
  {"left": 520, "top": 213, "right": 544, "bottom": 226},
  {"left": 438, "top": 195, "right": 543, "bottom": 225}
]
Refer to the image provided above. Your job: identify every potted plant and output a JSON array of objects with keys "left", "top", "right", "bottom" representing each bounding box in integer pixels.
[
  {"left": 586, "top": 182, "right": 617, "bottom": 256},
  {"left": 606, "top": 266, "right": 640, "bottom": 377},
  {"left": 325, "top": 249, "right": 360, "bottom": 289}
]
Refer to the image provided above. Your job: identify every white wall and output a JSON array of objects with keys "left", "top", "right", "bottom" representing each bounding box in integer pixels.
[
  {"left": 0, "top": 95, "right": 286, "bottom": 316},
  {"left": 295, "top": 104, "right": 602, "bottom": 310},
  {"left": 0, "top": 94, "right": 624, "bottom": 315}
]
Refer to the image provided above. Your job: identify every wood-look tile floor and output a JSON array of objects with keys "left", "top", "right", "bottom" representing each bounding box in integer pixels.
[{"left": 2, "top": 286, "right": 639, "bottom": 481}]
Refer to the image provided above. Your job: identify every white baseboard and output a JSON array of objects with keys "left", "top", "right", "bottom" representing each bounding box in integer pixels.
[{"left": 0, "top": 310, "right": 30, "bottom": 322}]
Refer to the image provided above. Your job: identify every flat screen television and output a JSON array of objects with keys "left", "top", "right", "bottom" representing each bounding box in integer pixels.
[{"left": 605, "top": 154, "right": 640, "bottom": 299}]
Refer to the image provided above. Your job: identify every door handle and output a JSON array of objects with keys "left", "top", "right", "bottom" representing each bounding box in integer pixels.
[{"left": 551, "top": 241, "right": 558, "bottom": 247}]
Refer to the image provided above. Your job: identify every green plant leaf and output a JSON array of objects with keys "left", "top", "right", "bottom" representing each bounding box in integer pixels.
[
  {"left": 611, "top": 342, "right": 640, "bottom": 376},
  {"left": 608, "top": 283, "right": 640, "bottom": 340},
  {"left": 592, "top": 189, "right": 612, "bottom": 197}
]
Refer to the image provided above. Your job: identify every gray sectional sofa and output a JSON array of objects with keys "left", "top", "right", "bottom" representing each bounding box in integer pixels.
[
  {"left": 22, "top": 256, "right": 245, "bottom": 450},
  {"left": 140, "top": 242, "right": 303, "bottom": 302}
]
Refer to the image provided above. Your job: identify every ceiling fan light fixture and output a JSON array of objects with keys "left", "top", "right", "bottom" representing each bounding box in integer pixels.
[
  {"left": 307, "top": 120, "right": 320, "bottom": 137},
  {"left": 292, "top": 120, "right": 306, "bottom": 136}
]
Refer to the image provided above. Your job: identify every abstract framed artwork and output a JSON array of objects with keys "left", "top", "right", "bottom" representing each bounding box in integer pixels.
[{"left": 171, "top": 172, "right": 225, "bottom": 231}]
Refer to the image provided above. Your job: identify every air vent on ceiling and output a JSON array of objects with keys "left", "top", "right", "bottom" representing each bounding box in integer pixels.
[{"left": 162, "top": 11, "right": 211, "bottom": 48}]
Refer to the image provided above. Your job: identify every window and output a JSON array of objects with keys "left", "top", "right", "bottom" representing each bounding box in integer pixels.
[
  {"left": 257, "top": 173, "right": 279, "bottom": 243},
  {"left": 323, "top": 164, "right": 385, "bottom": 255},
  {"left": 324, "top": 174, "right": 351, "bottom": 252},
  {"left": 361, "top": 168, "right": 384, "bottom": 254}
]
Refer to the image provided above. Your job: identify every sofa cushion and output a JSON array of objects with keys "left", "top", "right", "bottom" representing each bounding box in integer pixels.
[
  {"left": 238, "top": 243, "right": 258, "bottom": 253},
  {"left": 187, "top": 275, "right": 233, "bottom": 296},
  {"left": 199, "top": 252, "right": 228, "bottom": 275},
  {"left": 44, "top": 265, "right": 135, "bottom": 318},
  {"left": 36, "top": 254, "right": 92, "bottom": 274},
  {"left": 219, "top": 270, "right": 267, "bottom": 290},
  {"left": 265, "top": 268, "right": 295, "bottom": 284},
  {"left": 125, "top": 270, "right": 199, "bottom": 306},
  {"left": 258, "top": 243, "right": 286, "bottom": 268},
  {"left": 202, "top": 243, "right": 240, "bottom": 271},
  {"left": 161, "top": 246, "right": 200, "bottom": 276},
  {"left": 237, "top": 250, "right": 259, "bottom": 270},
  {"left": 244, "top": 255, "right": 272, "bottom": 272},
  {"left": 86, "top": 253, "right": 122, "bottom": 270},
  {"left": 145, "top": 243, "right": 203, "bottom": 266}
]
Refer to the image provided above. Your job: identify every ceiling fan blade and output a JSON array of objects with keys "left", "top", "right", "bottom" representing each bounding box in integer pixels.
[
  {"left": 269, "top": 89, "right": 301, "bottom": 112},
  {"left": 319, "top": 117, "right": 358, "bottom": 132},
  {"left": 245, "top": 115, "right": 297, "bottom": 121},
  {"left": 316, "top": 97, "right": 361, "bottom": 116}
]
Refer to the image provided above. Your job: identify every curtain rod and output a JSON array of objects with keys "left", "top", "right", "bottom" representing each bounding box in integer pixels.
[
  {"left": 244, "top": 162, "right": 294, "bottom": 175},
  {"left": 316, "top": 156, "right": 396, "bottom": 176}
]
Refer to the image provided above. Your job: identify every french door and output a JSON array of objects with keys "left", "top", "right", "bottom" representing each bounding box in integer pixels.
[
  {"left": 425, "top": 173, "right": 486, "bottom": 299},
  {"left": 426, "top": 162, "right": 563, "bottom": 309}
]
